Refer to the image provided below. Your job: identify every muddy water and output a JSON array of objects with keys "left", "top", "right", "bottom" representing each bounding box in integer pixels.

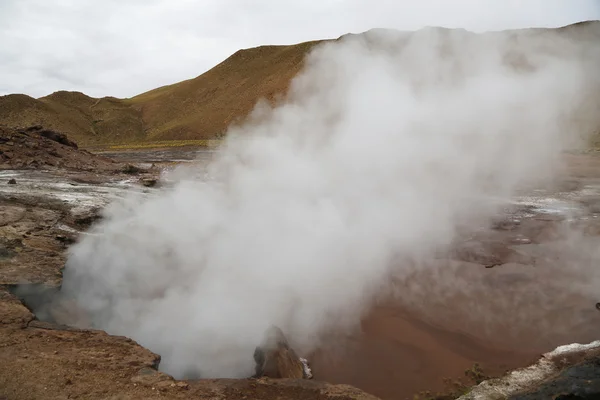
[{"left": 5, "top": 150, "right": 600, "bottom": 400}]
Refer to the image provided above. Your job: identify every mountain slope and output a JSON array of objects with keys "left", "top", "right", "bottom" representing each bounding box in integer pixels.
[
  {"left": 0, "top": 22, "right": 599, "bottom": 148},
  {"left": 0, "top": 39, "right": 323, "bottom": 148},
  {"left": 0, "top": 92, "right": 145, "bottom": 147},
  {"left": 129, "top": 40, "right": 323, "bottom": 141}
]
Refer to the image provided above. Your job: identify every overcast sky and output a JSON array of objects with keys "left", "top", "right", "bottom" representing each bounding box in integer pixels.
[{"left": 1, "top": 0, "right": 599, "bottom": 99}]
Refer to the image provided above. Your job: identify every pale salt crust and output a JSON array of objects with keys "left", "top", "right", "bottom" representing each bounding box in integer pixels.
[
  {"left": 457, "top": 341, "right": 600, "bottom": 399},
  {"left": 0, "top": 170, "right": 142, "bottom": 209}
]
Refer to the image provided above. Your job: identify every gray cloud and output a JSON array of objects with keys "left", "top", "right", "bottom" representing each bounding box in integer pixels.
[{"left": 0, "top": 0, "right": 599, "bottom": 98}]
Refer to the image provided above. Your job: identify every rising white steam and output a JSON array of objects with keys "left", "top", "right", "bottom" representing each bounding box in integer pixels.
[{"left": 61, "top": 24, "right": 600, "bottom": 379}]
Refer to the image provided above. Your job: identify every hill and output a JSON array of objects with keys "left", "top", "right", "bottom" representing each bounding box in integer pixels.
[
  {"left": 0, "top": 39, "right": 323, "bottom": 148},
  {"left": 0, "top": 92, "right": 146, "bottom": 147},
  {"left": 0, "top": 22, "right": 599, "bottom": 149}
]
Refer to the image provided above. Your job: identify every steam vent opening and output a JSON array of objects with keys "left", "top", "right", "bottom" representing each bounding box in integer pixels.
[
  {"left": 2, "top": 18, "right": 600, "bottom": 400},
  {"left": 9, "top": 282, "right": 315, "bottom": 381},
  {"left": 8, "top": 284, "right": 63, "bottom": 325}
]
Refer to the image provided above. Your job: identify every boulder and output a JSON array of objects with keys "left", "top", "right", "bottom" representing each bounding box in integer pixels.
[
  {"left": 140, "top": 177, "right": 158, "bottom": 187},
  {"left": 38, "top": 128, "right": 78, "bottom": 149},
  {"left": 253, "top": 326, "right": 312, "bottom": 379},
  {"left": 122, "top": 164, "right": 143, "bottom": 174},
  {"left": 18, "top": 126, "right": 78, "bottom": 149}
]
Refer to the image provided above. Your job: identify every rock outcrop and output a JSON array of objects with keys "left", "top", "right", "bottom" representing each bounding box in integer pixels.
[
  {"left": 29, "top": 125, "right": 79, "bottom": 149},
  {"left": 253, "top": 326, "right": 312, "bottom": 380},
  {"left": 457, "top": 341, "right": 600, "bottom": 400},
  {"left": 0, "top": 125, "right": 118, "bottom": 171}
]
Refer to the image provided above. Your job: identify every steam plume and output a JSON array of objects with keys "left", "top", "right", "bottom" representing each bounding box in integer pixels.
[{"left": 61, "top": 24, "right": 600, "bottom": 379}]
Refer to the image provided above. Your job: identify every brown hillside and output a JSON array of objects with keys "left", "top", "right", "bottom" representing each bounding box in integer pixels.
[
  {"left": 0, "top": 93, "right": 93, "bottom": 141},
  {"left": 129, "top": 40, "right": 324, "bottom": 141},
  {"left": 0, "top": 40, "right": 323, "bottom": 147},
  {"left": 0, "top": 91, "right": 145, "bottom": 147},
  {"left": 0, "top": 22, "right": 599, "bottom": 148},
  {"left": 42, "top": 91, "right": 146, "bottom": 144}
]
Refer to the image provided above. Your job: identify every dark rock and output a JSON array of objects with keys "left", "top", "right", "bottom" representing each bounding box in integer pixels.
[
  {"left": 72, "top": 206, "right": 101, "bottom": 220},
  {"left": 74, "top": 213, "right": 101, "bottom": 228},
  {"left": 26, "top": 159, "right": 39, "bottom": 168},
  {"left": 253, "top": 326, "right": 308, "bottom": 379},
  {"left": 509, "top": 356, "right": 600, "bottom": 400},
  {"left": 24, "top": 125, "right": 43, "bottom": 132},
  {"left": 122, "top": 164, "right": 143, "bottom": 174},
  {"left": 0, "top": 244, "right": 16, "bottom": 260},
  {"left": 38, "top": 129, "right": 78, "bottom": 149},
  {"left": 56, "top": 235, "right": 75, "bottom": 245},
  {"left": 7, "top": 178, "right": 16, "bottom": 185},
  {"left": 460, "top": 343, "right": 600, "bottom": 400},
  {"left": 0, "top": 288, "right": 34, "bottom": 327},
  {"left": 140, "top": 177, "right": 158, "bottom": 187},
  {"left": 48, "top": 149, "right": 62, "bottom": 158}
]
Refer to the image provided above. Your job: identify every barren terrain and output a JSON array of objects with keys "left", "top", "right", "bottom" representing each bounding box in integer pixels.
[
  {"left": 1, "top": 19, "right": 600, "bottom": 400},
  {"left": 0, "top": 129, "right": 379, "bottom": 400},
  {"left": 1, "top": 127, "right": 600, "bottom": 399}
]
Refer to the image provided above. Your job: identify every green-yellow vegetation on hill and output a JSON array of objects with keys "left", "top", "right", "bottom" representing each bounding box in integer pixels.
[
  {"left": 0, "top": 40, "right": 324, "bottom": 148},
  {"left": 128, "top": 40, "right": 323, "bottom": 142},
  {"left": 0, "top": 91, "right": 147, "bottom": 147},
  {"left": 1, "top": 21, "right": 599, "bottom": 149}
]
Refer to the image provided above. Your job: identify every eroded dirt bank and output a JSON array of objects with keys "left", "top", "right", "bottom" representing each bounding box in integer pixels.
[{"left": 1, "top": 126, "right": 600, "bottom": 399}]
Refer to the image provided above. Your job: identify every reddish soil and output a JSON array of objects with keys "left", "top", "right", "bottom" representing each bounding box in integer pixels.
[
  {"left": 309, "top": 153, "right": 600, "bottom": 399},
  {"left": 2, "top": 129, "right": 600, "bottom": 399},
  {"left": 311, "top": 307, "right": 538, "bottom": 400}
]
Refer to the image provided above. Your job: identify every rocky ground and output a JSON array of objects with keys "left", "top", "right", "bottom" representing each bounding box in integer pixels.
[
  {"left": 1, "top": 126, "right": 600, "bottom": 399},
  {"left": 1, "top": 125, "right": 118, "bottom": 171},
  {"left": 458, "top": 341, "right": 600, "bottom": 399},
  {"left": 0, "top": 126, "right": 378, "bottom": 400}
]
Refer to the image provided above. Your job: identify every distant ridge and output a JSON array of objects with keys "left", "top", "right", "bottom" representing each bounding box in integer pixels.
[{"left": 0, "top": 21, "right": 598, "bottom": 148}]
